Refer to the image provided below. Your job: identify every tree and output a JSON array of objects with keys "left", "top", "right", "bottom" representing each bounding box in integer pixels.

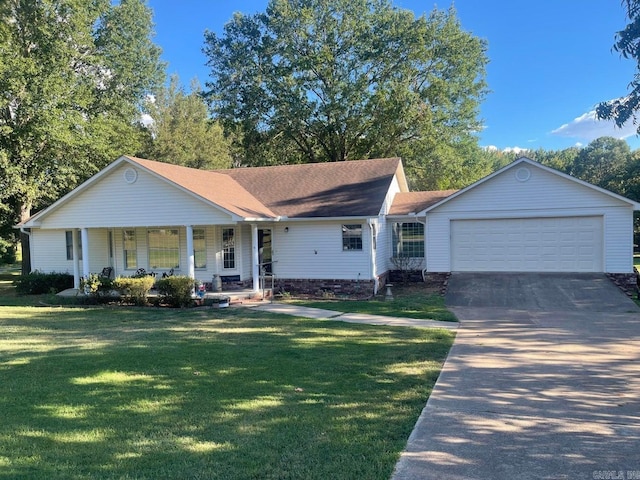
[
  {"left": 141, "top": 76, "right": 232, "bottom": 169},
  {"left": 568, "top": 137, "right": 631, "bottom": 193},
  {"left": 203, "top": 0, "right": 488, "bottom": 187},
  {"left": 596, "top": 0, "right": 640, "bottom": 132},
  {"left": 0, "top": 0, "right": 164, "bottom": 273}
]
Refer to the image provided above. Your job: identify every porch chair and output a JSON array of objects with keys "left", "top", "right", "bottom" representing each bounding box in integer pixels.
[{"left": 100, "top": 267, "right": 113, "bottom": 279}]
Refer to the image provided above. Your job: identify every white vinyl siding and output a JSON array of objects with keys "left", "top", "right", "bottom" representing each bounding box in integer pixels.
[
  {"left": 274, "top": 221, "right": 372, "bottom": 280},
  {"left": 426, "top": 162, "right": 635, "bottom": 273},
  {"left": 31, "top": 229, "right": 109, "bottom": 275},
  {"left": 38, "top": 164, "right": 235, "bottom": 229},
  {"left": 375, "top": 216, "right": 391, "bottom": 278}
]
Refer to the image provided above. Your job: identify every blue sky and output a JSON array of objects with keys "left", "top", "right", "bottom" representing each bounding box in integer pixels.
[{"left": 147, "top": 0, "right": 640, "bottom": 152}]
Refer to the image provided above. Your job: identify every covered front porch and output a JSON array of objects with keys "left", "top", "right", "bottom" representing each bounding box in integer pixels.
[{"left": 62, "top": 223, "right": 275, "bottom": 293}]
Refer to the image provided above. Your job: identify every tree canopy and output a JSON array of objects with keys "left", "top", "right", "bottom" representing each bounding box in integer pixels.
[
  {"left": 140, "top": 76, "right": 232, "bottom": 170},
  {"left": 0, "top": 0, "right": 164, "bottom": 270},
  {"left": 596, "top": 0, "right": 640, "bottom": 133},
  {"left": 204, "top": 0, "right": 489, "bottom": 189}
]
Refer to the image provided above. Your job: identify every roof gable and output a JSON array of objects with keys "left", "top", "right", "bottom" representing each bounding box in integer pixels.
[{"left": 419, "top": 157, "right": 640, "bottom": 214}]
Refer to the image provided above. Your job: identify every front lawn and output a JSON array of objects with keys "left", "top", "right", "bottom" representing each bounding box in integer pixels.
[
  {"left": 0, "top": 304, "right": 454, "bottom": 479},
  {"left": 286, "top": 283, "right": 457, "bottom": 322}
]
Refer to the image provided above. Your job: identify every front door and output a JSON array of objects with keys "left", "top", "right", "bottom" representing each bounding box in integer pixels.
[{"left": 258, "top": 229, "right": 272, "bottom": 273}]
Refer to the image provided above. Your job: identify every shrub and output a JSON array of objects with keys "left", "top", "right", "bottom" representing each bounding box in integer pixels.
[
  {"left": 80, "top": 273, "right": 115, "bottom": 298},
  {"left": 112, "top": 276, "right": 155, "bottom": 306},
  {"left": 156, "top": 276, "right": 198, "bottom": 307},
  {"left": 14, "top": 271, "right": 74, "bottom": 295}
]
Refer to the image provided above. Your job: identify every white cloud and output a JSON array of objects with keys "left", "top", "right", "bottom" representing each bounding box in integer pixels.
[
  {"left": 503, "top": 146, "right": 530, "bottom": 154},
  {"left": 551, "top": 109, "right": 638, "bottom": 141},
  {"left": 482, "top": 145, "right": 530, "bottom": 154}
]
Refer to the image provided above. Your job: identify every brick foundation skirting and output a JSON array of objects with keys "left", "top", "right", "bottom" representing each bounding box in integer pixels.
[{"left": 275, "top": 278, "right": 376, "bottom": 297}]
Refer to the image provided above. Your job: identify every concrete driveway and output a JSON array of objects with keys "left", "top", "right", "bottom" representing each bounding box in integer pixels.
[{"left": 392, "top": 273, "right": 640, "bottom": 480}]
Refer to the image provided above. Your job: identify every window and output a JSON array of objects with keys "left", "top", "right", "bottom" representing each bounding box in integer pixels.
[
  {"left": 65, "top": 231, "right": 82, "bottom": 261},
  {"left": 342, "top": 224, "right": 363, "bottom": 251},
  {"left": 392, "top": 222, "right": 424, "bottom": 257},
  {"left": 148, "top": 229, "right": 179, "bottom": 269},
  {"left": 222, "top": 228, "right": 235, "bottom": 269},
  {"left": 123, "top": 230, "right": 137, "bottom": 269},
  {"left": 194, "top": 228, "right": 206, "bottom": 269}
]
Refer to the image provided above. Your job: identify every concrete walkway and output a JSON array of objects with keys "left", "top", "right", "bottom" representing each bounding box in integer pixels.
[
  {"left": 250, "top": 302, "right": 458, "bottom": 330},
  {"left": 392, "top": 274, "right": 640, "bottom": 480}
]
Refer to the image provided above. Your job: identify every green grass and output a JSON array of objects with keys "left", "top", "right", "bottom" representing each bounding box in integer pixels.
[
  {"left": 286, "top": 284, "right": 457, "bottom": 322},
  {"left": 0, "top": 295, "right": 454, "bottom": 479}
]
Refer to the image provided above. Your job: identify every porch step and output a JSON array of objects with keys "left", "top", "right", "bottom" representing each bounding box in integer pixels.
[{"left": 202, "top": 289, "right": 272, "bottom": 304}]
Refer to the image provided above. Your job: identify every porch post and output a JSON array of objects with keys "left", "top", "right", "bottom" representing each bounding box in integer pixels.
[
  {"left": 251, "top": 224, "right": 259, "bottom": 292},
  {"left": 72, "top": 230, "right": 80, "bottom": 289},
  {"left": 81, "top": 228, "right": 90, "bottom": 281},
  {"left": 186, "top": 225, "right": 195, "bottom": 279}
]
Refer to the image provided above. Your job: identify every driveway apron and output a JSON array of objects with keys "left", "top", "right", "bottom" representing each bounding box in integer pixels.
[{"left": 392, "top": 273, "right": 640, "bottom": 480}]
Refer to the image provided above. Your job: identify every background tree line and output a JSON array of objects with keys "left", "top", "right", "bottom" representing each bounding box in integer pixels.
[{"left": 2, "top": 0, "right": 640, "bottom": 269}]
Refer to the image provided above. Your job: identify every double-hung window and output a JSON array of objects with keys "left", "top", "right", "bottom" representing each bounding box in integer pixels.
[
  {"left": 123, "top": 230, "right": 137, "bottom": 269},
  {"left": 65, "top": 231, "right": 82, "bottom": 261},
  {"left": 392, "top": 222, "right": 424, "bottom": 257},
  {"left": 342, "top": 224, "right": 363, "bottom": 251}
]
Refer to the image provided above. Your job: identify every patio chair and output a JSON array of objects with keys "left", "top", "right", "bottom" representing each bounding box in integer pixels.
[{"left": 100, "top": 267, "right": 113, "bottom": 279}]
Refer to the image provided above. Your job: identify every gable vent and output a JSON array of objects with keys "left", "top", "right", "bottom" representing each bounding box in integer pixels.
[
  {"left": 124, "top": 168, "right": 138, "bottom": 184},
  {"left": 515, "top": 167, "right": 530, "bottom": 182}
]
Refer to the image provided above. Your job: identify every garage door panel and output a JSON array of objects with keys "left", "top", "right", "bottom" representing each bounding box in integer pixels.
[{"left": 451, "top": 217, "right": 603, "bottom": 272}]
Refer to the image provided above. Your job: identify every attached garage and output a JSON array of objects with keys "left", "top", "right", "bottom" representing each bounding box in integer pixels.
[
  {"left": 450, "top": 216, "right": 603, "bottom": 272},
  {"left": 420, "top": 158, "right": 640, "bottom": 275}
]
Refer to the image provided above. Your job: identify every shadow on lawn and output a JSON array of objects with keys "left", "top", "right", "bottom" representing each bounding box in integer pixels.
[{"left": 0, "top": 308, "right": 453, "bottom": 480}]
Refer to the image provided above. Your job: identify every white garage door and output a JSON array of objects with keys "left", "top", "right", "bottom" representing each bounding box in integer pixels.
[{"left": 451, "top": 216, "right": 603, "bottom": 272}]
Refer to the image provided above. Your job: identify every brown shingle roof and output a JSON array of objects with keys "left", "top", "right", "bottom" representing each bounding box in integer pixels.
[
  {"left": 220, "top": 158, "right": 403, "bottom": 217},
  {"left": 389, "top": 190, "right": 458, "bottom": 215},
  {"left": 125, "top": 156, "right": 277, "bottom": 218}
]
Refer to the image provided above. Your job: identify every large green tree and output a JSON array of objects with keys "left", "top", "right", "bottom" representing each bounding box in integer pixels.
[
  {"left": 596, "top": 0, "right": 640, "bottom": 132},
  {"left": 568, "top": 136, "right": 631, "bottom": 193},
  {"left": 0, "top": 0, "right": 164, "bottom": 271},
  {"left": 204, "top": 0, "right": 488, "bottom": 188},
  {"left": 141, "top": 76, "right": 232, "bottom": 169}
]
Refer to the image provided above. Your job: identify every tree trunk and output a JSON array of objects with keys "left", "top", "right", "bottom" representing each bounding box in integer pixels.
[{"left": 19, "top": 201, "right": 31, "bottom": 275}]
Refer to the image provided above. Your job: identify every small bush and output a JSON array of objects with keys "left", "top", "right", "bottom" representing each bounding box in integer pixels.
[
  {"left": 113, "top": 276, "right": 155, "bottom": 306},
  {"left": 80, "top": 273, "right": 115, "bottom": 298},
  {"left": 14, "top": 271, "right": 74, "bottom": 295},
  {"left": 156, "top": 276, "right": 198, "bottom": 307}
]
